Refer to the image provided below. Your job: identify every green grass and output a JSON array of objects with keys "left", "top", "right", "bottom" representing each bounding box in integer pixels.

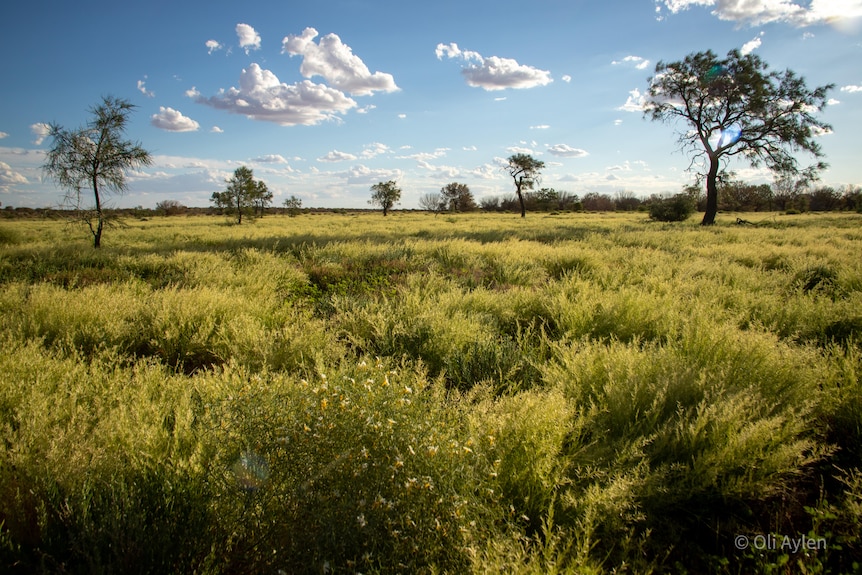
[{"left": 1, "top": 211, "right": 860, "bottom": 573}]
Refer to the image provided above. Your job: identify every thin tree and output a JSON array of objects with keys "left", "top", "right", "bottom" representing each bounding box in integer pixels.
[
  {"left": 283, "top": 194, "right": 303, "bottom": 217},
  {"left": 505, "top": 154, "right": 545, "bottom": 218},
  {"left": 253, "top": 180, "right": 273, "bottom": 217},
  {"left": 369, "top": 180, "right": 401, "bottom": 216},
  {"left": 211, "top": 166, "right": 261, "bottom": 224},
  {"left": 419, "top": 191, "right": 446, "bottom": 214},
  {"left": 43, "top": 96, "right": 152, "bottom": 248},
  {"left": 645, "top": 49, "right": 832, "bottom": 225}
]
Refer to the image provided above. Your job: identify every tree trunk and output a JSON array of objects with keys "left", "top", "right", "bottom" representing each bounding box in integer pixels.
[
  {"left": 701, "top": 155, "right": 720, "bottom": 225},
  {"left": 516, "top": 180, "right": 526, "bottom": 218},
  {"left": 92, "top": 173, "right": 103, "bottom": 248}
]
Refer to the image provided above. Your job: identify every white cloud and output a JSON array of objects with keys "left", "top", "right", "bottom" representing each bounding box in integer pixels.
[
  {"left": 655, "top": 0, "right": 862, "bottom": 27},
  {"left": 356, "top": 104, "right": 376, "bottom": 114},
  {"left": 398, "top": 113, "right": 407, "bottom": 119},
  {"left": 361, "top": 142, "right": 390, "bottom": 158},
  {"left": 318, "top": 150, "right": 358, "bottom": 162},
  {"left": 827, "top": 98, "right": 840, "bottom": 105},
  {"left": 741, "top": 32, "right": 764, "bottom": 55},
  {"left": 254, "top": 154, "right": 290, "bottom": 164},
  {"left": 151, "top": 107, "right": 200, "bottom": 132},
  {"left": 31, "top": 123, "right": 51, "bottom": 145},
  {"left": 506, "top": 146, "right": 534, "bottom": 155},
  {"left": 547, "top": 144, "right": 589, "bottom": 158},
  {"left": 840, "top": 84, "right": 862, "bottom": 93},
  {"left": 236, "top": 23, "right": 261, "bottom": 53},
  {"left": 396, "top": 148, "right": 449, "bottom": 161},
  {"left": 612, "top": 55, "right": 651, "bottom": 70},
  {"left": 194, "top": 63, "right": 357, "bottom": 126},
  {"left": 562, "top": 75, "right": 572, "bottom": 83},
  {"left": 344, "top": 164, "right": 402, "bottom": 184},
  {"left": 0, "top": 160, "right": 28, "bottom": 189},
  {"left": 614, "top": 119, "right": 624, "bottom": 126},
  {"left": 617, "top": 88, "right": 647, "bottom": 112},
  {"left": 0, "top": 132, "right": 8, "bottom": 139},
  {"left": 206, "top": 39, "right": 222, "bottom": 54},
  {"left": 137, "top": 78, "right": 155, "bottom": 98},
  {"left": 436, "top": 42, "right": 552, "bottom": 91},
  {"left": 282, "top": 27, "right": 398, "bottom": 96},
  {"left": 211, "top": 126, "right": 224, "bottom": 133},
  {"left": 530, "top": 124, "right": 551, "bottom": 130}
]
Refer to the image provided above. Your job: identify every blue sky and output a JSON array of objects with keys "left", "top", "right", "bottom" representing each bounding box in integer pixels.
[{"left": 1, "top": 0, "right": 860, "bottom": 209}]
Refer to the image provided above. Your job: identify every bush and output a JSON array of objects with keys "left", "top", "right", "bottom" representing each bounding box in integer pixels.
[{"left": 648, "top": 194, "right": 696, "bottom": 222}]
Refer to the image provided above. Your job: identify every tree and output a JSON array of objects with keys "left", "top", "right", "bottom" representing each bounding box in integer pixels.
[
  {"left": 155, "top": 199, "right": 186, "bottom": 216},
  {"left": 253, "top": 180, "right": 273, "bottom": 217},
  {"left": 211, "top": 166, "right": 265, "bottom": 224},
  {"left": 43, "top": 96, "right": 152, "bottom": 247},
  {"left": 283, "top": 195, "right": 303, "bottom": 217},
  {"left": 645, "top": 49, "right": 833, "bottom": 225},
  {"left": 505, "top": 154, "right": 544, "bottom": 218},
  {"left": 369, "top": 180, "right": 401, "bottom": 216},
  {"left": 440, "top": 182, "right": 476, "bottom": 212},
  {"left": 419, "top": 191, "right": 446, "bottom": 214}
]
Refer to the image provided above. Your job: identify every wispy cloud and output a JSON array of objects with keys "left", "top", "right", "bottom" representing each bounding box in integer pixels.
[
  {"left": 741, "top": 31, "right": 764, "bottom": 55},
  {"left": 31, "top": 123, "right": 51, "bottom": 145},
  {"left": 612, "top": 55, "right": 651, "bottom": 70},
  {"left": 206, "top": 39, "right": 222, "bottom": 54},
  {"left": 283, "top": 28, "right": 398, "bottom": 96},
  {"left": 547, "top": 144, "right": 589, "bottom": 158},
  {"left": 318, "top": 150, "right": 358, "bottom": 162},
  {"left": 436, "top": 42, "right": 552, "bottom": 91},
  {"left": 137, "top": 77, "right": 155, "bottom": 98},
  {"left": 655, "top": 0, "right": 862, "bottom": 27}
]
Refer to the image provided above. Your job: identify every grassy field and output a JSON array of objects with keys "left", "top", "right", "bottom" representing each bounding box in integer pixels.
[{"left": 1, "top": 211, "right": 860, "bottom": 574}]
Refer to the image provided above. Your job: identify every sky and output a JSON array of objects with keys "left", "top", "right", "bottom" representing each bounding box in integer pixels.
[{"left": 1, "top": 0, "right": 861, "bottom": 210}]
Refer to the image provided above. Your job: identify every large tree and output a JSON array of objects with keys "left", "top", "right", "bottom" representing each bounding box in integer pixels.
[
  {"left": 211, "top": 166, "right": 266, "bottom": 224},
  {"left": 645, "top": 49, "right": 832, "bottom": 225},
  {"left": 43, "top": 96, "right": 152, "bottom": 248},
  {"left": 369, "top": 180, "right": 401, "bottom": 216},
  {"left": 440, "top": 182, "right": 476, "bottom": 212},
  {"left": 505, "top": 154, "right": 545, "bottom": 218}
]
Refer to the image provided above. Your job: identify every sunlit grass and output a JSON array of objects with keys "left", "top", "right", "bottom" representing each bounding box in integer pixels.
[{"left": 1, "top": 211, "right": 860, "bottom": 573}]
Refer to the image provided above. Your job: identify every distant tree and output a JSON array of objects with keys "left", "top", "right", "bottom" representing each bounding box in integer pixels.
[
  {"left": 283, "top": 194, "right": 303, "bottom": 217},
  {"left": 42, "top": 96, "right": 152, "bottom": 247},
  {"left": 419, "top": 191, "right": 446, "bottom": 214},
  {"left": 614, "top": 189, "right": 641, "bottom": 211},
  {"left": 645, "top": 49, "right": 833, "bottom": 225},
  {"left": 440, "top": 182, "right": 476, "bottom": 212},
  {"left": 369, "top": 180, "right": 401, "bottom": 216},
  {"left": 211, "top": 166, "right": 265, "bottom": 224},
  {"left": 581, "top": 192, "right": 615, "bottom": 212},
  {"left": 155, "top": 199, "right": 186, "bottom": 216},
  {"left": 253, "top": 180, "right": 273, "bottom": 217},
  {"left": 504, "top": 154, "right": 545, "bottom": 218},
  {"left": 480, "top": 196, "right": 501, "bottom": 211},
  {"left": 807, "top": 186, "right": 841, "bottom": 212},
  {"left": 718, "top": 177, "right": 774, "bottom": 211}
]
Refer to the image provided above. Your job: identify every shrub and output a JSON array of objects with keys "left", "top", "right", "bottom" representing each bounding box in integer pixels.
[{"left": 648, "top": 194, "right": 696, "bottom": 222}]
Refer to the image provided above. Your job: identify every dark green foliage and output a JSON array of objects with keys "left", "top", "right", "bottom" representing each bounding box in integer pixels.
[{"left": 648, "top": 193, "right": 696, "bottom": 221}]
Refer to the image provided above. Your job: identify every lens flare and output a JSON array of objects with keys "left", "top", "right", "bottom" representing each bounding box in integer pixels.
[
  {"left": 232, "top": 449, "right": 270, "bottom": 491},
  {"left": 717, "top": 123, "right": 742, "bottom": 148}
]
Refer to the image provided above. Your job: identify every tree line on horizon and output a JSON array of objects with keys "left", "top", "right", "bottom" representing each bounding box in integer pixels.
[{"left": 38, "top": 49, "right": 846, "bottom": 244}]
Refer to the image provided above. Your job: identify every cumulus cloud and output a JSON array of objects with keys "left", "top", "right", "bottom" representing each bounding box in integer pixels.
[
  {"left": 840, "top": 84, "right": 862, "bottom": 93},
  {"left": 0, "top": 160, "right": 28, "bottom": 189},
  {"left": 318, "top": 150, "right": 358, "bottom": 162},
  {"left": 344, "top": 164, "right": 402, "bottom": 184},
  {"left": 741, "top": 31, "right": 764, "bottom": 55},
  {"left": 547, "top": 144, "right": 589, "bottom": 158},
  {"left": 617, "top": 88, "right": 648, "bottom": 112},
  {"left": 31, "top": 123, "right": 51, "bottom": 145},
  {"left": 0, "top": 132, "right": 8, "bottom": 139},
  {"left": 193, "top": 63, "right": 357, "bottom": 126},
  {"left": 656, "top": 0, "right": 862, "bottom": 26},
  {"left": 361, "top": 142, "right": 389, "bottom": 158},
  {"left": 436, "top": 42, "right": 552, "bottom": 91},
  {"left": 612, "top": 55, "right": 651, "bottom": 70},
  {"left": 211, "top": 126, "right": 224, "bottom": 133},
  {"left": 151, "top": 107, "right": 200, "bottom": 132},
  {"left": 236, "top": 23, "right": 261, "bottom": 53},
  {"left": 282, "top": 27, "right": 398, "bottom": 96},
  {"left": 206, "top": 39, "right": 222, "bottom": 54},
  {"left": 561, "top": 75, "right": 572, "bottom": 83}
]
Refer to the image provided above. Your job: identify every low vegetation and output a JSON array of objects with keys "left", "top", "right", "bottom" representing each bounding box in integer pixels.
[{"left": 1, "top": 211, "right": 860, "bottom": 573}]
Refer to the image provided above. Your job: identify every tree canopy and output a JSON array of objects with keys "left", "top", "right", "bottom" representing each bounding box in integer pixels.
[
  {"left": 42, "top": 95, "right": 152, "bottom": 247},
  {"left": 645, "top": 49, "right": 832, "bottom": 225},
  {"left": 211, "top": 166, "right": 269, "bottom": 224},
  {"left": 505, "top": 154, "right": 545, "bottom": 218},
  {"left": 369, "top": 180, "right": 402, "bottom": 216}
]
